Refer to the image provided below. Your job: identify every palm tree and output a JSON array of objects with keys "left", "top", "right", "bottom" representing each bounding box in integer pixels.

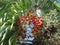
[{"left": 0, "top": 0, "right": 60, "bottom": 45}]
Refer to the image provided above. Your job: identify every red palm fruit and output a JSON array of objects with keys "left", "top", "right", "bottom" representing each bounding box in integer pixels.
[
  {"left": 35, "top": 20, "right": 40, "bottom": 24},
  {"left": 32, "top": 16, "right": 36, "bottom": 19},
  {"left": 33, "top": 27, "right": 38, "bottom": 32},
  {"left": 20, "top": 18, "right": 26, "bottom": 24},
  {"left": 38, "top": 19, "right": 44, "bottom": 25},
  {"left": 20, "top": 18, "right": 23, "bottom": 23},
  {"left": 37, "top": 23, "right": 41, "bottom": 26},
  {"left": 34, "top": 29, "right": 38, "bottom": 32},
  {"left": 38, "top": 17, "right": 43, "bottom": 20},
  {"left": 41, "top": 21, "right": 44, "bottom": 25},
  {"left": 36, "top": 19, "right": 39, "bottom": 22},
  {"left": 26, "top": 16, "right": 30, "bottom": 21},
  {"left": 32, "top": 17, "right": 37, "bottom": 22},
  {"left": 22, "top": 21, "right": 26, "bottom": 24},
  {"left": 20, "top": 20, "right": 23, "bottom": 23},
  {"left": 20, "top": 19, "right": 26, "bottom": 24},
  {"left": 34, "top": 19, "right": 37, "bottom": 21},
  {"left": 21, "top": 16, "right": 26, "bottom": 18},
  {"left": 38, "top": 16, "right": 42, "bottom": 18},
  {"left": 39, "top": 23, "right": 43, "bottom": 27},
  {"left": 39, "top": 24, "right": 43, "bottom": 28},
  {"left": 41, "top": 20, "right": 44, "bottom": 25},
  {"left": 40, "top": 18, "right": 44, "bottom": 21},
  {"left": 20, "top": 16, "right": 26, "bottom": 21},
  {"left": 31, "top": 20, "right": 35, "bottom": 23},
  {"left": 40, "top": 20, "right": 44, "bottom": 23},
  {"left": 38, "top": 17, "right": 44, "bottom": 21},
  {"left": 37, "top": 22, "right": 43, "bottom": 28},
  {"left": 35, "top": 24, "right": 38, "bottom": 28}
]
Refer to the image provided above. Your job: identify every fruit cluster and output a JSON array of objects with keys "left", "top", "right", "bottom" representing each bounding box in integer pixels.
[
  {"left": 17, "top": 15, "right": 44, "bottom": 32},
  {"left": 32, "top": 16, "right": 44, "bottom": 32}
]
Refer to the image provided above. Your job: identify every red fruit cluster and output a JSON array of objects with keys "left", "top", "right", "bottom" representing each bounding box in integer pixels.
[
  {"left": 20, "top": 16, "right": 26, "bottom": 24},
  {"left": 32, "top": 16, "right": 44, "bottom": 32},
  {"left": 17, "top": 16, "right": 30, "bottom": 26},
  {"left": 17, "top": 15, "right": 44, "bottom": 32}
]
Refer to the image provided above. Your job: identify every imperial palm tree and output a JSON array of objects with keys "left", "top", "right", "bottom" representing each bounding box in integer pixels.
[{"left": 0, "top": 0, "right": 60, "bottom": 45}]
